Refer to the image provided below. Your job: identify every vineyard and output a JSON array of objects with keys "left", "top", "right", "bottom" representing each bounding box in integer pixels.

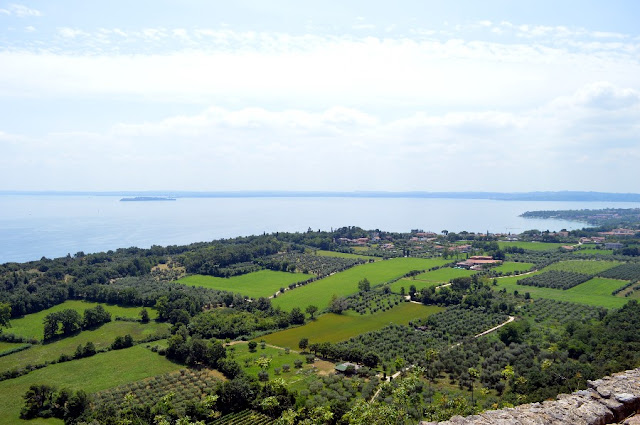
[
  {"left": 517, "top": 270, "right": 592, "bottom": 290},
  {"left": 91, "top": 369, "right": 220, "bottom": 415},
  {"left": 210, "top": 409, "right": 274, "bottom": 425},
  {"left": 519, "top": 298, "right": 607, "bottom": 324},
  {"left": 542, "top": 260, "right": 620, "bottom": 275},
  {"left": 411, "top": 306, "right": 511, "bottom": 340},
  {"left": 599, "top": 262, "right": 640, "bottom": 281},
  {"left": 337, "top": 306, "right": 511, "bottom": 368},
  {"left": 297, "top": 373, "right": 379, "bottom": 411},
  {"left": 344, "top": 290, "right": 405, "bottom": 315}
]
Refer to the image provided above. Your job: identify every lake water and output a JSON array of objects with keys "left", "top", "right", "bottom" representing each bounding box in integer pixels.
[{"left": 1, "top": 195, "right": 639, "bottom": 263}]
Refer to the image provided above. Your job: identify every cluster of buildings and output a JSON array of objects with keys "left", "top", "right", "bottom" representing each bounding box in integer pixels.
[{"left": 456, "top": 255, "right": 502, "bottom": 270}]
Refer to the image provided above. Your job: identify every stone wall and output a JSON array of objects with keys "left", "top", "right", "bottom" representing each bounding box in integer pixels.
[{"left": 421, "top": 368, "right": 640, "bottom": 425}]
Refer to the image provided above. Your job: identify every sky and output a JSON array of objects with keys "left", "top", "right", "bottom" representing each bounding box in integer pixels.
[{"left": 1, "top": 0, "right": 639, "bottom": 193}]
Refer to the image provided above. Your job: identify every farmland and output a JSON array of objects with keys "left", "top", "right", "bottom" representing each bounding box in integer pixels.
[
  {"left": 389, "top": 267, "right": 475, "bottom": 292},
  {"left": 542, "top": 259, "right": 620, "bottom": 275},
  {"left": 517, "top": 270, "right": 592, "bottom": 290},
  {"left": 498, "top": 241, "right": 565, "bottom": 251},
  {"left": 229, "top": 342, "right": 334, "bottom": 384},
  {"left": 178, "top": 269, "right": 314, "bottom": 299},
  {"left": 313, "top": 250, "right": 378, "bottom": 261},
  {"left": 1, "top": 224, "right": 640, "bottom": 424},
  {"left": 271, "top": 258, "right": 448, "bottom": 311},
  {"left": 91, "top": 369, "right": 224, "bottom": 418},
  {"left": 0, "top": 344, "right": 182, "bottom": 424},
  {"left": 495, "top": 274, "right": 628, "bottom": 308},
  {"left": 574, "top": 248, "right": 613, "bottom": 256},
  {"left": 599, "top": 262, "right": 640, "bottom": 281},
  {"left": 0, "top": 320, "right": 169, "bottom": 373},
  {"left": 261, "top": 303, "right": 442, "bottom": 349},
  {"left": 7, "top": 300, "right": 158, "bottom": 341},
  {"left": 491, "top": 261, "right": 536, "bottom": 274}
]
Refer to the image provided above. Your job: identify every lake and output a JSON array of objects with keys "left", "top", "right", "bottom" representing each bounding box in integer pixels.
[{"left": 1, "top": 195, "right": 638, "bottom": 263}]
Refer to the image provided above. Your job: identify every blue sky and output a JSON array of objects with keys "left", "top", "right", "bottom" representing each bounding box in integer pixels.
[{"left": 1, "top": 1, "right": 639, "bottom": 192}]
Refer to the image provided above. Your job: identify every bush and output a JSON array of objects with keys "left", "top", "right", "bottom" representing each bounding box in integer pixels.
[{"left": 294, "top": 359, "right": 303, "bottom": 368}]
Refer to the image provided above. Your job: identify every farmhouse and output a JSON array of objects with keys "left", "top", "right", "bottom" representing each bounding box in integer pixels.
[
  {"left": 335, "top": 362, "right": 360, "bottom": 374},
  {"left": 456, "top": 255, "right": 502, "bottom": 270},
  {"left": 605, "top": 242, "right": 623, "bottom": 249}
]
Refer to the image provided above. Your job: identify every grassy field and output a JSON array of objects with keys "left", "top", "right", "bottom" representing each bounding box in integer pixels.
[
  {"left": 230, "top": 342, "right": 336, "bottom": 393},
  {"left": 178, "top": 270, "right": 314, "bottom": 299},
  {"left": 0, "top": 341, "right": 26, "bottom": 354},
  {"left": 0, "top": 320, "right": 170, "bottom": 373},
  {"left": 271, "top": 258, "right": 448, "bottom": 311},
  {"left": 498, "top": 241, "right": 566, "bottom": 252},
  {"left": 389, "top": 268, "right": 475, "bottom": 292},
  {"left": 313, "top": 250, "right": 378, "bottom": 261},
  {"left": 0, "top": 344, "right": 182, "bottom": 425},
  {"left": 542, "top": 260, "right": 620, "bottom": 275},
  {"left": 261, "top": 303, "right": 442, "bottom": 349},
  {"left": 495, "top": 274, "right": 629, "bottom": 308},
  {"left": 573, "top": 248, "right": 613, "bottom": 256},
  {"left": 492, "top": 262, "right": 536, "bottom": 274},
  {"left": 8, "top": 300, "right": 158, "bottom": 341}
]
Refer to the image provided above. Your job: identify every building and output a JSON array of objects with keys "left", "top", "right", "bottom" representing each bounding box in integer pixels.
[
  {"left": 456, "top": 256, "right": 502, "bottom": 270},
  {"left": 335, "top": 362, "right": 360, "bottom": 374}
]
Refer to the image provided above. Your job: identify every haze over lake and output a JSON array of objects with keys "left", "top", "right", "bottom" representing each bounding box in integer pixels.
[{"left": 2, "top": 195, "right": 639, "bottom": 263}]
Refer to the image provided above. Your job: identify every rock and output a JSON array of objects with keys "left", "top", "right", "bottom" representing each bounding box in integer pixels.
[{"left": 424, "top": 367, "right": 640, "bottom": 425}]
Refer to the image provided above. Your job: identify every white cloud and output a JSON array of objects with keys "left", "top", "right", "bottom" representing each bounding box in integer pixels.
[
  {"left": 2, "top": 3, "right": 42, "bottom": 17},
  {"left": 58, "top": 27, "right": 89, "bottom": 39},
  {"left": 2, "top": 82, "right": 638, "bottom": 191},
  {"left": 1, "top": 30, "right": 638, "bottom": 114}
]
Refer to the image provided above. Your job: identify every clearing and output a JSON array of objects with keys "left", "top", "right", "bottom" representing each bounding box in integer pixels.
[{"left": 178, "top": 269, "right": 314, "bottom": 299}]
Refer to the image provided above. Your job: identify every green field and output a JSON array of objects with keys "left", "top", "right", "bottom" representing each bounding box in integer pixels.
[
  {"left": 495, "top": 274, "right": 629, "bottom": 308},
  {"left": 178, "top": 269, "right": 314, "bottom": 299},
  {"left": 229, "top": 342, "right": 335, "bottom": 393},
  {"left": 230, "top": 342, "right": 308, "bottom": 378},
  {"left": 498, "top": 241, "right": 566, "bottom": 252},
  {"left": 0, "top": 320, "right": 170, "bottom": 373},
  {"left": 7, "top": 300, "right": 158, "bottom": 341},
  {"left": 573, "top": 248, "right": 613, "bottom": 256},
  {"left": 313, "top": 250, "right": 378, "bottom": 261},
  {"left": 0, "top": 344, "right": 182, "bottom": 425},
  {"left": 389, "top": 268, "right": 476, "bottom": 293},
  {"left": 492, "top": 262, "right": 536, "bottom": 274},
  {"left": 261, "top": 303, "right": 442, "bottom": 349},
  {"left": 0, "top": 341, "right": 26, "bottom": 354},
  {"left": 542, "top": 260, "right": 620, "bottom": 275},
  {"left": 271, "top": 258, "right": 448, "bottom": 311}
]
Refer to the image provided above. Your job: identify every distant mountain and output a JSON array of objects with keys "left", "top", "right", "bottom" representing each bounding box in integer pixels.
[{"left": 120, "top": 197, "right": 176, "bottom": 202}]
